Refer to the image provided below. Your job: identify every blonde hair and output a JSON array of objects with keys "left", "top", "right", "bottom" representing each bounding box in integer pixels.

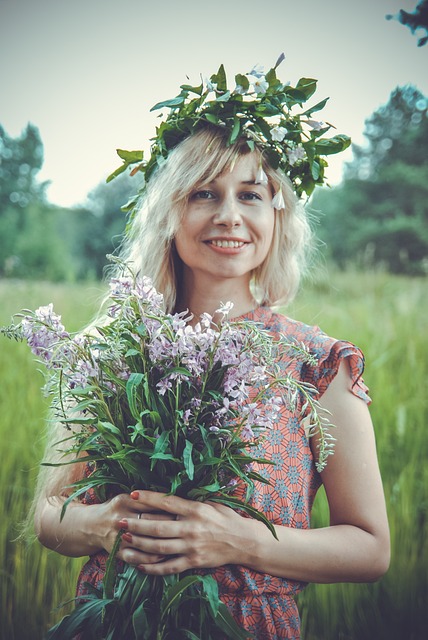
[{"left": 114, "top": 126, "right": 312, "bottom": 312}]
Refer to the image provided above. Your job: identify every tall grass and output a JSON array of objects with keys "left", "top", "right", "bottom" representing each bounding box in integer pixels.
[{"left": 0, "top": 272, "right": 426, "bottom": 639}]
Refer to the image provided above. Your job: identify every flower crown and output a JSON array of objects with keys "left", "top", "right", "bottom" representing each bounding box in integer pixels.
[{"left": 108, "top": 54, "right": 350, "bottom": 207}]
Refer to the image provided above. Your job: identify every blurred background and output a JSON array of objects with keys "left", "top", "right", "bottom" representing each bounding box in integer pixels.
[{"left": 1, "top": 0, "right": 427, "bottom": 638}]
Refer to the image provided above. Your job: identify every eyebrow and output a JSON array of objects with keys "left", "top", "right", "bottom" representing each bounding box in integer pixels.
[{"left": 207, "top": 178, "right": 269, "bottom": 189}]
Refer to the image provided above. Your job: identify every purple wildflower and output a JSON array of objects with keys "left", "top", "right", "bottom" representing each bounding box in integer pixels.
[{"left": 20, "top": 304, "right": 69, "bottom": 364}]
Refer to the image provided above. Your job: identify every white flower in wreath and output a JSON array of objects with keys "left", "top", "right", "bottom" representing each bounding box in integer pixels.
[
  {"left": 204, "top": 78, "right": 217, "bottom": 93},
  {"left": 248, "top": 64, "right": 265, "bottom": 78},
  {"left": 271, "top": 126, "right": 287, "bottom": 142},
  {"left": 287, "top": 146, "right": 306, "bottom": 166},
  {"left": 251, "top": 75, "right": 269, "bottom": 95},
  {"left": 233, "top": 84, "right": 246, "bottom": 95},
  {"left": 306, "top": 119, "right": 325, "bottom": 131}
]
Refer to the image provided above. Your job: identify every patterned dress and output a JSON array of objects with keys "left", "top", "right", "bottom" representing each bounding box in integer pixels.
[{"left": 76, "top": 306, "right": 370, "bottom": 639}]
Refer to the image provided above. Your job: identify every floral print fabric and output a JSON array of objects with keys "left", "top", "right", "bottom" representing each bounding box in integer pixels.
[{"left": 76, "top": 307, "right": 370, "bottom": 639}]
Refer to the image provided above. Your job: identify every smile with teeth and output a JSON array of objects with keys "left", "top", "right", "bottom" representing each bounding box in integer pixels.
[{"left": 208, "top": 239, "right": 247, "bottom": 248}]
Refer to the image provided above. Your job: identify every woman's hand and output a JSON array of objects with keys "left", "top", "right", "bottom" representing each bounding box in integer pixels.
[
  {"left": 92, "top": 493, "right": 173, "bottom": 565},
  {"left": 117, "top": 490, "right": 251, "bottom": 575}
]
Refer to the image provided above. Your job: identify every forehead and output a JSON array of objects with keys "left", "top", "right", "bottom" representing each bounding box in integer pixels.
[{"left": 204, "top": 154, "right": 260, "bottom": 185}]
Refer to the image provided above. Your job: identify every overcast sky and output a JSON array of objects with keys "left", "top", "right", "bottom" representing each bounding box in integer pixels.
[{"left": 1, "top": 0, "right": 427, "bottom": 207}]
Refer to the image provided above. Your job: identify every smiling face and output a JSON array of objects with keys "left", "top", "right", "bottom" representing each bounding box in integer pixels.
[{"left": 173, "top": 154, "right": 276, "bottom": 295}]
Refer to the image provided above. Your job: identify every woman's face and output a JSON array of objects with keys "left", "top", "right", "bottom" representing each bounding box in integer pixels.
[{"left": 174, "top": 154, "right": 275, "bottom": 288}]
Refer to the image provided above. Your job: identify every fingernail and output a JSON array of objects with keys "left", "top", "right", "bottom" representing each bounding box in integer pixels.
[
  {"left": 130, "top": 491, "right": 139, "bottom": 500},
  {"left": 137, "top": 564, "right": 146, "bottom": 572},
  {"left": 118, "top": 519, "right": 128, "bottom": 529},
  {"left": 122, "top": 532, "right": 133, "bottom": 543}
]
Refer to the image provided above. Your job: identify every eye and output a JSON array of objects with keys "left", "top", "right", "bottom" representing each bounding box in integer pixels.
[
  {"left": 191, "top": 189, "right": 215, "bottom": 200},
  {"left": 240, "top": 191, "right": 263, "bottom": 201}
]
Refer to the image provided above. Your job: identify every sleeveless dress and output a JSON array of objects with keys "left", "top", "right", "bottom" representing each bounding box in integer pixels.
[{"left": 76, "top": 307, "right": 370, "bottom": 639}]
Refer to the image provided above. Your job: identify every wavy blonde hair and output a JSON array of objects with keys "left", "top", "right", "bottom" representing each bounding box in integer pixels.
[{"left": 113, "top": 126, "right": 312, "bottom": 311}]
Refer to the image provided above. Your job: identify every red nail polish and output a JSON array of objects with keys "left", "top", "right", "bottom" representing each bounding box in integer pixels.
[
  {"left": 130, "top": 491, "right": 139, "bottom": 500},
  {"left": 118, "top": 519, "right": 128, "bottom": 529},
  {"left": 122, "top": 532, "right": 133, "bottom": 543}
]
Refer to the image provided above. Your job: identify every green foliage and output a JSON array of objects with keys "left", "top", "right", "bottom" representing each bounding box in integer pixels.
[
  {"left": 0, "top": 123, "right": 47, "bottom": 211},
  {"left": 0, "top": 124, "right": 66, "bottom": 280},
  {"left": 386, "top": 0, "right": 428, "bottom": 47},
  {"left": 313, "top": 85, "right": 428, "bottom": 274},
  {"left": 61, "top": 174, "right": 130, "bottom": 280},
  {"left": 108, "top": 56, "right": 350, "bottom": 208},
  {"left": 0, "top": 122, "right": 129, "bottom": 281},
  {"left": 1, "top": 272, "right": 427, "bottom": 639},
  {"left": 290, "top": 270, "right": 428, "bottom": 640}
]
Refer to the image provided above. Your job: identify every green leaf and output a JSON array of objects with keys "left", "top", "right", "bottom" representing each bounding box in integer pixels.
[
  {"left": 46, "top": 598, "right": 112, "bottom": 638},
  {"left": 180, "top": 82, "right": 203, "bottom": 96},
  {"left": 311, "top": 159, "right": 321, "bottom": 180},
  {"left": 106, "top": 163, "right": 128, "bottom": 183},
  {"left": 154, "top": 430, "right": 170, "bottom": 455},
  {"left": 295, "top": 77, "right": 318, "bottom": 100},
  {"left": 215, "top": 601, "right": 254, "bottom": 639},
  {"left": 204, "top": 113, "right": 219, "bottom": 125},
  {"left": 150, "top": 96, "right": 185, "bottom": 111},
  {"left": 150, "top": 452, "right": 180, "bottom": 462},
  {"left": 132, "top": 599, "right": 149, "bottom": 635},
  {"left": 126, "top": 373, "right": 144, "bottom": 421},
  {"left": 315, "top": 134, "right": 351, "bottom": 155},
  {"left": 234, "top": 73, "right": 249, "bottom": 92},
  {"left": 212, "top": 64, "right": 227, "bottom": 91},
  {"left": 229, "top": 117, "right": 241, "bottom": 145},
  {"left": 103, "top": 531, "right": 123, "bottom": 600},
  {"left": 302, "top": 97, "right": 329, "bottom": 117},
  {"left": 200, "top": 574, "right": 220, "bottom": 617},
  {"left": 160, "top": 575, "right": 202, "bottom": 617},
  {"left": 116, "top": 149, "right": 144, "bottom": 163},
  {"left": 183, "top": 440, "right": 194, "bottom": 480},
  {"left": 125, "top": 348, "right": 140, "bottom": 357}
]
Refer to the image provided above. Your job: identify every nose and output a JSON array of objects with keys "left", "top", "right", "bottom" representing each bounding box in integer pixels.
[{"left": 212, "top": 193, "right": 242, "bottom": 227}]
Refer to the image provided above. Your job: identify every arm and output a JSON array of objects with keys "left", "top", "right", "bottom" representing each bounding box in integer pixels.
[{"left": 119, "top": 360, "right": 390, "bottom": 583}]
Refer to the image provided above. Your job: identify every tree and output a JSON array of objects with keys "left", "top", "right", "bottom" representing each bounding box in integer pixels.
[
  {"left": 313, "top": 85, "right": 428, "bottom": 274},
  {"left": 0, "top": 123, "right": 59, "bottom": 277},
  {"left": 386, "top": 0, "right": 428, "bottom": 47},
  {"left": 0, "top": 123, "right": 47, "bottom": 212},
  {"left": 65, "top": 173, "right": 132, "bottom": 279}
]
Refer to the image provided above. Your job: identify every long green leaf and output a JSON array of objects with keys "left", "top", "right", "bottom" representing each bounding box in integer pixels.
[
  {"left": 183, "top": 440, "right": 194, "bottom": 480},
  {"left": 126, "top": 372, "right": 144, "bottom": 421},
  {"left": 215, "top": 601, "right": 254, "bottom": 639},
  {"left": 200, "top": 574, "right": 220, "bottom": 617},
  {"left": 160, "top": 575, "right": 202, "bottom": 617},
  {"left": 103, "top": 530, "right": 124, "bottom": 600},
  {"left": 46, "top": 598, "right": 112, "bottom": 638}
]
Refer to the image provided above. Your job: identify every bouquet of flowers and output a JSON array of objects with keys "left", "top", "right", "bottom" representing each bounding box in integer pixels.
[{"left": 2, "top": 262, "right": 331, "bottom": 639}]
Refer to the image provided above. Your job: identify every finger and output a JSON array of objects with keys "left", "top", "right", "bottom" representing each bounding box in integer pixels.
[
  {"left": 119, "top": 544, "right": 167, "bottom": 566},
  {"left": 126, "top": 516, "right": 182, "bottom": 538},
  {"left": 119, "top": 532, "right": 167, "bottom": 564},
  {"left": 131, "top": 490, "right": 203, "bottom": 519},
  {"left": 137, "top": 555, "right": 191, "bottom": 576},
  {"left": 122, "top": 529, "right": 187, "bottom": 557}
]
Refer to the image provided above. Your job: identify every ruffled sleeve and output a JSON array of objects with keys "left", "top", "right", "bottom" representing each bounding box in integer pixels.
[{"left": 302, "top": 334, "right": 371, "bottom": 405}]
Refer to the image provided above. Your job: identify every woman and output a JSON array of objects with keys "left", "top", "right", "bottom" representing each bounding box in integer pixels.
[{"left": 33, "top": 63, "right": 390, "bottom": 639}]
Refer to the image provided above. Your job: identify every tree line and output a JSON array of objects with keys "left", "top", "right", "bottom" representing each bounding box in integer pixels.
[{"left": 1, "top": 83, "right": 427, "bottom": 282}]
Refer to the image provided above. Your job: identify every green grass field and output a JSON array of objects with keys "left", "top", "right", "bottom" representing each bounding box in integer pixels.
[{"left": 0, "top": 271, "right": 427, "bottom": 639}]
